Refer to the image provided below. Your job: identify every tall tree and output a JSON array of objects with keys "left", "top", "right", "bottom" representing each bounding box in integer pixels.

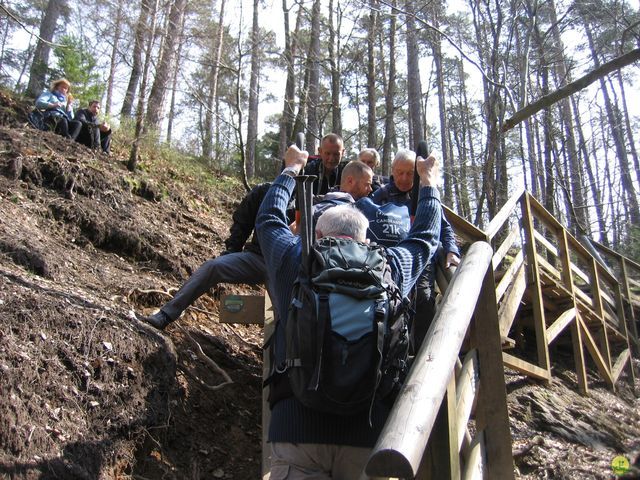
[
  {"left": 381, "top": 0, "right": 397, "bottom": 175},
  {"left": 166, "top": 5, "right": 187, "bottom": 145},
  {"left": 365, "top": 0, "right": 378, "bottom": 147},
  {"left": 146, "top": 0, "right": 189, "bottom": 131},
  {"left": 306, "top": 0, "right": 321, "bottom": 151},
  {"left": 278, "top": 1, "right": 302, "bottom": 160},
  {"left": 328, "top": 0, "right": 342, "bottom": 136},
  {"left": 427, "top": 0, "right": 453, "bottom": 205},
  {"left": 105, "top": 0, "right": 124, "bottom": 116},
  {"left": 128, "top": 0, "right": 160, "bottom": 171},
  {"left": 202, "top": 0, "right": 226, "bottom": 161},
  {"left": 245, "top": 0, "right": 261, "bottom": 178},
  {"left": 547, "top": 0, "right": 588, "bottom": 233},
  {"left": 580, "top": 17, "right": 640, "bottom": 228},
  {"left": 26, "top": 0, "right": 67, "bottom": 97},
  {"left": 405, "top": 0, "right": 423, "bottom": 147},
  {"left": 121, "top": 0, "right": 151, "bottom": 118}
]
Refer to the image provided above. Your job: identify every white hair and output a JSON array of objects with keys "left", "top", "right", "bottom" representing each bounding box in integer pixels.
[
  {"left": 391, "top": 149, "right": 416, "bottom": 167},
  {"left": 358, "top": 148, "right": 380, "bottom": 168},
  {"left": 315, "top": 204, "right": 369, "bottom": 242}
]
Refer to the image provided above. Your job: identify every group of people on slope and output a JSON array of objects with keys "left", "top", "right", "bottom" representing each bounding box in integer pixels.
[
  {"left": 138, "top": 133, "right": 459, "bottom": 479},
  {"left": 35, "top": 78, "right": 112, "bottom": 154}
]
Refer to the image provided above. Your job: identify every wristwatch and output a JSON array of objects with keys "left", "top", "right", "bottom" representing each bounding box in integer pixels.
[{"left": 282, "top": 166, "right": 300, "bottom": 178}]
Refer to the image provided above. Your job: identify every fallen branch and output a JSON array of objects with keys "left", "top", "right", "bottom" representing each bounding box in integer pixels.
[
  {"left": 131, "top": 287, "right": 178, "bottom": 297},
  {"left": 503, "top": 47, "right": 640, "bottom": 132}
]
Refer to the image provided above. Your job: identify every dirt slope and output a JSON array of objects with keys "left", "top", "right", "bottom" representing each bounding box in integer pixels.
[
  {"left": 0, "top": 91, "right": 639, "bottom": 479},
  {"left": 0, "top": 97, "right": 264, "bottom": 479}
]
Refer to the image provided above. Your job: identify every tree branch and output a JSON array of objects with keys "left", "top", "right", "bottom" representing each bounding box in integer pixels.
[
  {"left": 374, "top": 0, "right": 512, "bottom": 94},
  {"left": 502, "top": 47, "right": 640, "bottom": 132},
  {"left": 0, "top": 3, "right": 66, "bottom": 48}
]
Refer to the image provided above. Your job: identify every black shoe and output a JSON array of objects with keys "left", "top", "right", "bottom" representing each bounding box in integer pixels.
[{"left": 141, "top": 311, "right": 171, "bottom": 330}]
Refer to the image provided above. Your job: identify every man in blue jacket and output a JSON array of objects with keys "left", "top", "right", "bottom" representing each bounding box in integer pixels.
[
  {"left": 373, "top": 149, "right": 461, "bottom": 348},
  {"left": 256, "top": 144, "right": 442, "bottom": 479}
]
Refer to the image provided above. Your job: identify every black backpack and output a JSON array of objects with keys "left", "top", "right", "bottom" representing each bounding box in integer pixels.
[
  {"left": 282, "top": 236, "right": 410, "bottom": 415},
  {"left": 27, "top": 110, "right": 48, "bottom": 131}
]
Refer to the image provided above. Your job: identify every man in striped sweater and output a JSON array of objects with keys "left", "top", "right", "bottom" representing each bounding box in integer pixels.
[{"left": 256, "top": 145, "right": 443, "bottom": 480}]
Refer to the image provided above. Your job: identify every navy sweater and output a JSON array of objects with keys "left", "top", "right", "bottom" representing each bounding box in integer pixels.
[{"left": 256, "top": 173, "right": 442, "bottom": 447}]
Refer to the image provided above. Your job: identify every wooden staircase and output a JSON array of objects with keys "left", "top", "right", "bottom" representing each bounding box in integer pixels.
[
  {"left": 364, "top": 189, "right": 638, "bottom": 479},
  {"left": 261, "top": 189, "right": 639, "bottom": 479}
]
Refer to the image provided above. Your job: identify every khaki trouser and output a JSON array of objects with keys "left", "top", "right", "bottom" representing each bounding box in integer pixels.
[{"left": 267, "top": 442, "right": 388, "bottom": 480}]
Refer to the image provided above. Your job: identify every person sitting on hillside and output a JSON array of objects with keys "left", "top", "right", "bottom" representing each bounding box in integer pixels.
[
  {"left": 75, "top": 100, "right": 112, "bottom": 154},
  {"left": 35, "top": 78, "right": 82, "bottom": 140},
  {"left": 357, "top": 147, "right": 387, "bottom": 193},
  {"left": 140, "top": 182, "right": 293, "bottom": 330}
]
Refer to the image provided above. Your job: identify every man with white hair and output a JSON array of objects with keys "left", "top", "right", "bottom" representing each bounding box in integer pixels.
[
  {"left": 372, "top": 149, "right": 461, "bottom": 349},
  {"left": 256, "top": 144, "right": 442, "bottom": 480}
]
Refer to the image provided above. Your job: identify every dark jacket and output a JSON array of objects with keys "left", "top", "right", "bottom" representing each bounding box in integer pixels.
[
  {"left": 75, "top": 109, "right": 110, "bottom": 131},
  {"left": 372, "top": 177, "right": 460, "bottom": 257},
  {"left": 224, "top": 183, "right": 271, "bottom": 256},
  {"left": 303, "top": 157, "right": 347, "bottom": 195},
  {"left": 370, "top": 174, "right": 388, "bottom": 194}
]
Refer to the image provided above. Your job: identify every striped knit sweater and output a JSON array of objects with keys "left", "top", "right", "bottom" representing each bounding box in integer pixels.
[{"left": 256, "top": 173, "right": 442, "bottom": 447}]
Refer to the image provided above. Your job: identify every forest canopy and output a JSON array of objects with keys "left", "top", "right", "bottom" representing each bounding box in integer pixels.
[{"left": 0, "top": 0, "right": 639, "bottom": 258}]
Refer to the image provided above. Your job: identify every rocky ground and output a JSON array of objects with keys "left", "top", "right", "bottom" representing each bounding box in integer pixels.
[{"left": 0, "top": 90, "right": 639, "bottom": 479}]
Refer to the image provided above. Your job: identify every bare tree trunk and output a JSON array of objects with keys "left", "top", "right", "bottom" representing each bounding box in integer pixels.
[
  {"left": 202, "top": 0, "right": 226, "bottom": 161},
  {"left": 245, "top": 0, "right": 260, "bottom": 179},
  {"left": 327, "top": 0, "right": 342, "bottom": 136},
  {"left": 105, "top": 0, "right": 124, "bottom": 116},
  {"left": 469, "top": 0, "right": 506, "bottom": 223},
  {"left": 166, "top": 6, "right": 187, "bottom": 145},
  {"left": 571, "top": 95, "right": 606, "bottom": 241},
  {"left": 146, "top": 0, "right": 188, "bottom": 131},
  {"left": 429, "top": 1, "right": 452, "bottom": 205},
  {"left": 128, "top": 0, "right": 160, "bottom": 171},
  {"left": 404, "top": 0, "right": 423, "bottom": 147},
  {"left": 121, "top": 0, "right": 151, "bottom": 118},
  {"left": 583, "top": 21, "right": 639, "bottom": 226},
  {"left": 26, "top": 0, "right": 66, "bottom": 97},
  {"left": 517, "top": 0, "right": 540, "bottom": 197},
  {"left": 616, "top": 72, "right": 640, "bottom": 187},
  {"left": 279, "top": 1, "right": 302, "bottom": 160},
  {"left": 306, "top": 0, "right": 321, "bottom": 150},
  {"left": 381, "top": 0, "right": 397, "bottom": 176},
  {"left": 548, "top": 0, "right": 587, "bottom": 233},
  {"left": 365, "top": 0, "right": 378, "bottom": 147}
]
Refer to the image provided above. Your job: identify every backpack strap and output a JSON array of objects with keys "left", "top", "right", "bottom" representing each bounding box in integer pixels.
[{"left": 308, "top": 292, "right": 329, "bottom": 391}]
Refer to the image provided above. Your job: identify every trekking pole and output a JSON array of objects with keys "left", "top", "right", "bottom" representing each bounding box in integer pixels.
[
  {"left": 410, "top": 140, "right": 429, "bottom": 223},
  {"left": 293, "top": 132, "right": 305, "bottom": 227},
  {"left": 292, "top": 133, "right": 316, "bottom": 269}
]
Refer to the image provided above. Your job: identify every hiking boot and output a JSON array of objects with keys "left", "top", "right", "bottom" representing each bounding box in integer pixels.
[{"left": 141, "top": 311, "right": 171, "bottom": 330}]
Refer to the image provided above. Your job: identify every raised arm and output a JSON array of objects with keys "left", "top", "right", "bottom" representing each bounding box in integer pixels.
[
  {"left": 256, "top": 146, "right": 308, "bottom": 273},
  {"left": 388, "top": 154, "right": 442, "bottom": 297}
]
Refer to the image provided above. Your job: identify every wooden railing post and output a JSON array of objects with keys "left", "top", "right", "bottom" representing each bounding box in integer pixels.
[
  {"left": 520, "top": 193, "right": 551, "bottom": 379},
  {"left": 621, "top": 258, "right": 639, "bottom": 350},
  {"left": 473, "top": 265, "right": 515, "bottom": 480},
  {"left": 366, "top": 242, "right": 495, "bottom": 479}
]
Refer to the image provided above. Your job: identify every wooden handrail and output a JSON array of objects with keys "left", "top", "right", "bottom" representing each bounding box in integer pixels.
[
  {"left": 365, "top": 241, "right": 494, "bottom": 478},
  {"left": 485, "top": 187, "right": 525, "bottom": 241}
]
